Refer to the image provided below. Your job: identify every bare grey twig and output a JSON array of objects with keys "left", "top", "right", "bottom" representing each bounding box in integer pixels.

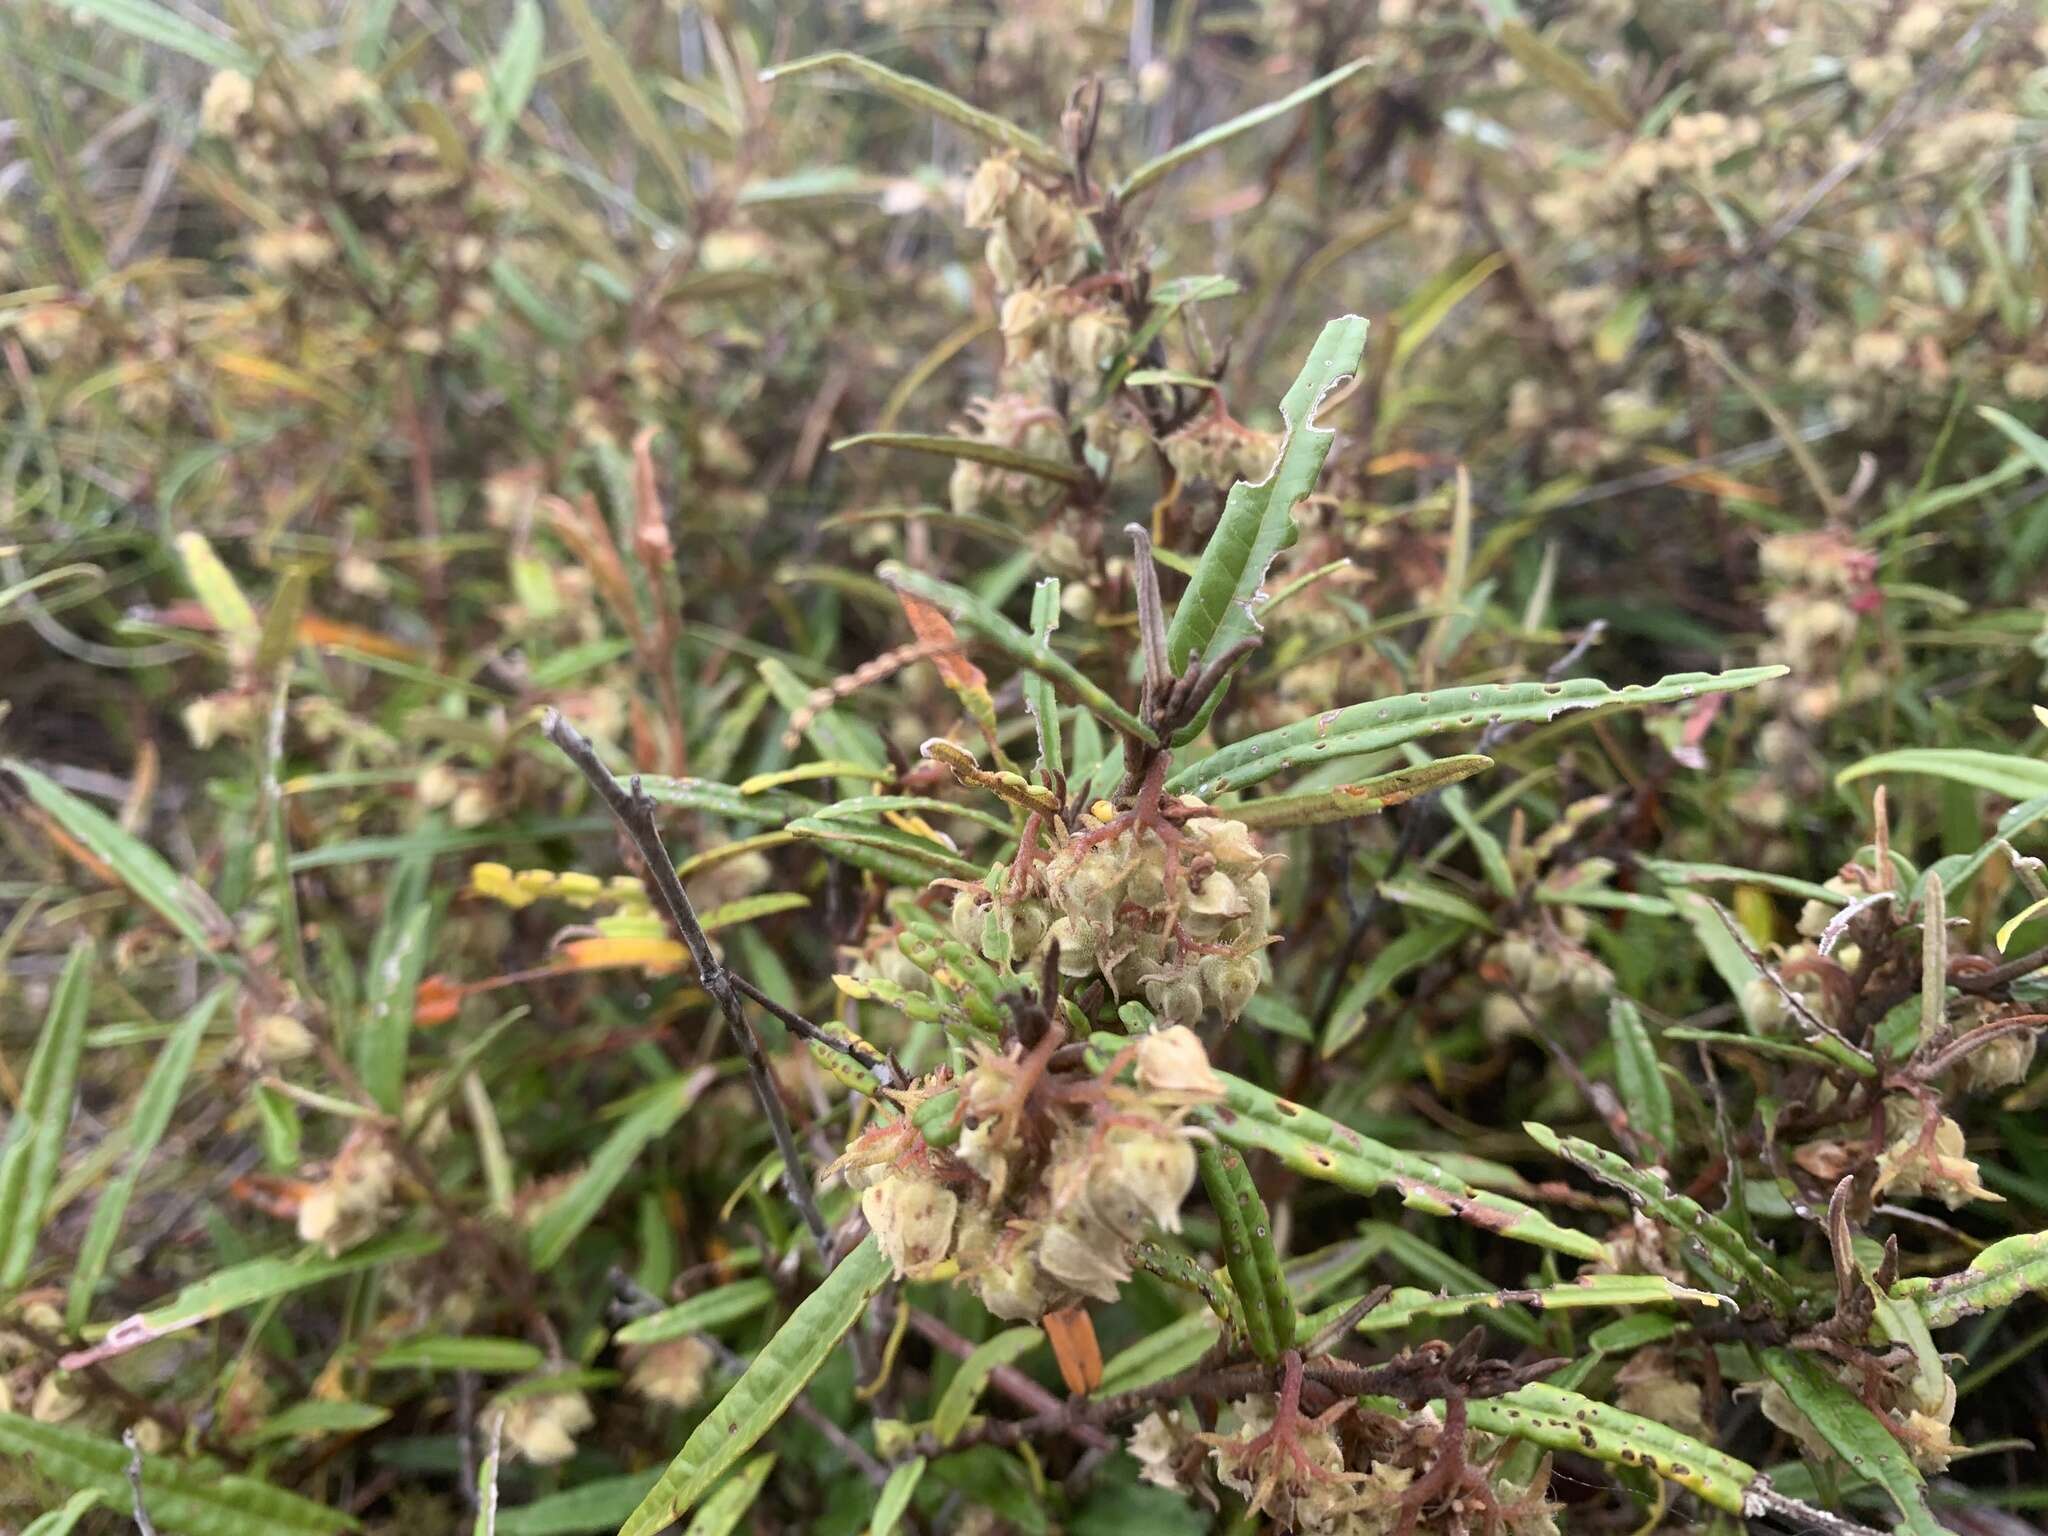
[{"left": 543, "top": 709, "right": 832, "bottom": 1255}]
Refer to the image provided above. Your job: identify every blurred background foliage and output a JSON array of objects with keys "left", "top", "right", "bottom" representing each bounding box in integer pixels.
[{"left": 4, "top": 0, "right": 2048, "bottom": 1532}]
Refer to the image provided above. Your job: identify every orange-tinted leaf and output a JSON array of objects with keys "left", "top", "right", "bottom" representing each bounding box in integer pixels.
[
  {"left": 413, "top": 974, "right": 465, "bottom": 1028},
  {"left": 895, "top": 590, "right": 987, "bottom": 694},
  {"left": 1043, "top": 1305, "right": 1101, "bottom": 1396}
]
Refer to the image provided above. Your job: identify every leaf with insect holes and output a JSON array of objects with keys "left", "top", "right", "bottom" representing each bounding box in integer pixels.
[
  {"left": 1198, "top": 1143, "right": 1294, "bottom": 1361},
  {"left": 1523, "top": 1123, "right": 1797, "bottom": 1313},
  {"left": 616, "top": 1234, "right": 892, "bottom": 1536},
  {"left": 1163, "top": 315, "right": 1368, "bottom": 742},
  {"left": 1463, "top": 1384, "right": 1756, "bottom": 1515},
  {"left": 1175, "top": 1059, "right": 1606, "bottom": 1261},
  {"left": 1170, "top": 666, "right": 1787, "bottom": 798},
  {"left": 1895, "top": 1230, "right": 2048, "bottom": 1328}
]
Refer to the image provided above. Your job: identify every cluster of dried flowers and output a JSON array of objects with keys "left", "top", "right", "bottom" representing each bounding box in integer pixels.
[{"left": 832, "top": 1025, "right": 1220, "bottom": 1319}]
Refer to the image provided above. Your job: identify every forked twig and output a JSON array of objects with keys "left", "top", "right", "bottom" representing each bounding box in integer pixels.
[{"left": 544, "top": 709, "right": 832, "bottom": 1254}]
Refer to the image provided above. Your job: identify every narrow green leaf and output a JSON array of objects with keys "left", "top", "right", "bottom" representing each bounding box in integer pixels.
[
  {"left": 1337, "top": 1273, "right": 1727, "bottom": 1335},
  {"left": 1170, "top": 666, "right": 1787, "bottom": 798},
  {"left": 374, "top": 1336, "right": 545, "bottom": 1373},
  {"left": 679, "top": 1454, "right": 775, "bottom": 1536},
  {"left": 761, "top": 53, "right": 1064, "bottom": 171},
  {"left": 1163, "top": 316, "right": 1368, "bottom": 737},
  {"left": 1118, "top": 57, "right": 1371, "bottom": 199},
  {"left": 89, "top": 1231, "right": 447, "bottom": 1350},
  {"left": 1754, "top": 1348, "right": 1944, "bottom": 1536},
  {"left": 0, "top": 941, "right": 93, "bottom": 1286},
  {"left": 1606, "top": 997, "right": 1674, "bottom": 1158},
  {"left": 1497, "top": 21, "right": 1633, "bottom": 129},
  {"left": 1838, "top": 746, "right": 2048, "bottom": 801},
  {"left": 8, "top": 761, "right": 231, "bottom": 960},
  {"left": 482, "top": 0, "right": 543, "bottom": 155},
  {"left": 1523, "top": 1122, "right": 1796, "bottom": 1312},
  {"left": 880, "top": 565, "right": 1157, "bottom": 746},
  {"left": 497, "top": 1474, "right": 662, "bottom": 1536},
  {"left": 833, "top": 431, "right": 1085, "bottom": 485},
  {"left": 242, "top": 1402, "right": 393, "bottom": 1443},
  {"left": 1321, "top": 922, "right": 1463, "bottom": 1057},
  {"left": 361, "top": 896, "right": 433, "bottom": 1115},
  {"left": 68, "top": 985, "right": 227, "bottom": 1329},
  {"left": 1198, "top": 1145, "right": 1293, "bottom": 1360},
  {"left": 616, "top": 1234, "right": 893, "bottom": 1536},
  {"left": 932, "top": 1327, "right": 1044, "bottom": 1443},
  {"left": 559, "top": 0, "right": 704, "bottom": 205},
  {"left": 21, "top": 1488, "right": 105, "bottom": 1536},
  {"left": 614, "top": 1278, "right": 777, "bottom": 1345},
  {"left": 1230, "top": 756, "right": 1492, "bottom": 829},
  {"left": 60, "top": 0, "right": 256, "bottom": 72},
  {"left": 1464, "top": 1384, "right": 1755, "bottom": 1515},
  {"left": 529, "top": 1070, "right": 713, "bottom": 1271},
  {"left": 872, "top": 1456, "right": 927, "bottom": 1536},
  {"left": 0, "top": 1412, "right": 358, "bottom": 1535}
]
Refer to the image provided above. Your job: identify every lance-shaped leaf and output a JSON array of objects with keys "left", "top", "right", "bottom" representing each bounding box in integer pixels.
[
  {"left": 1606, "top": 997, "right": 1675, "bottom": 1158},
  {"left": 1119, "top": 58, "right": 1373, "bottom": 199},
  {"left": 497, "top": 1473, "right": 661, "bottom": 1536},
  {"left": 834, "top": 432, "right": 1085, "bottom": 484},
  {"left": 1184, "top": 1064, "right": 1606, "bottom": 1261},
  {"left": 1523, "top": 1123, "right": 1798, "bottom": 1314},
  {"left": 61, "top": 0, "right": 258, "bottom": 72},
  {"left": 1228, "top": 756, "right": 1491, "bottom": 829},
  {"left": 1837, "top": 746, "right": 2048, "bottom": 801},
  {"left": 1163, "top": 315, "right": 1368, "bottom": 741},
  {"left": 8, "top": 761, "right": 234, "bottom": 961},
  {"left": 70, "top": 1232, "right": 447, "bottom": 1368},
  {"left": 880, "top": 564, "right": 1157, "bottom": 745},
  {"left": 1169, "top": 665, "right": 1786, "bottom": 798},
  {"left": 932, "top": 1327, "right": 1044, "bottom": 1443},
  {"left": 761, "top": 53, "right": 1066, "bottom": 171},
  {"left": 0, "top": 941, "right": 92, "bottom": 1287},
  {"left": 615, "top": 1278, "right": 778, "bottom": 1346},
  {"left": 680, "top": 1453, "right": 776, "bottom": 1536},
  {"left": 617, "top": 1233, "right": 893, "bottom": 1536},
  {"left": 1754, "top": 1347, "right": 1945, "bottom": 1536},
  {"left": 559, "top": 0, "right": 710, "bottom": 206},
  {"left": 529, "top": 1069, "right": 714, "bottom": 1271},
  {"left": 68, "top": 985, "right": 227, "bottom": 1329},
  {"left": 1894, "top": 1230, "right": 2048, "bottom": 1328},
  {"left": 872, "top": 1458, "right": 927, "bottom": 1536},
  {"left": 0, "top": 1412, "right": 358, "bottom": 1535},
  {"left": 1463, "top": 1383, "right": 1756, "bottom": 1515}
]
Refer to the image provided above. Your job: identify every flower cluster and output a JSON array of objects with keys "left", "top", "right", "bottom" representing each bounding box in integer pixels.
[
  {"left": 834, "top": 1025, "right": 1220, "bottom": 1319},
  {"left": 950, "top": 811, "right": 1273, "bottom": 1027}
]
